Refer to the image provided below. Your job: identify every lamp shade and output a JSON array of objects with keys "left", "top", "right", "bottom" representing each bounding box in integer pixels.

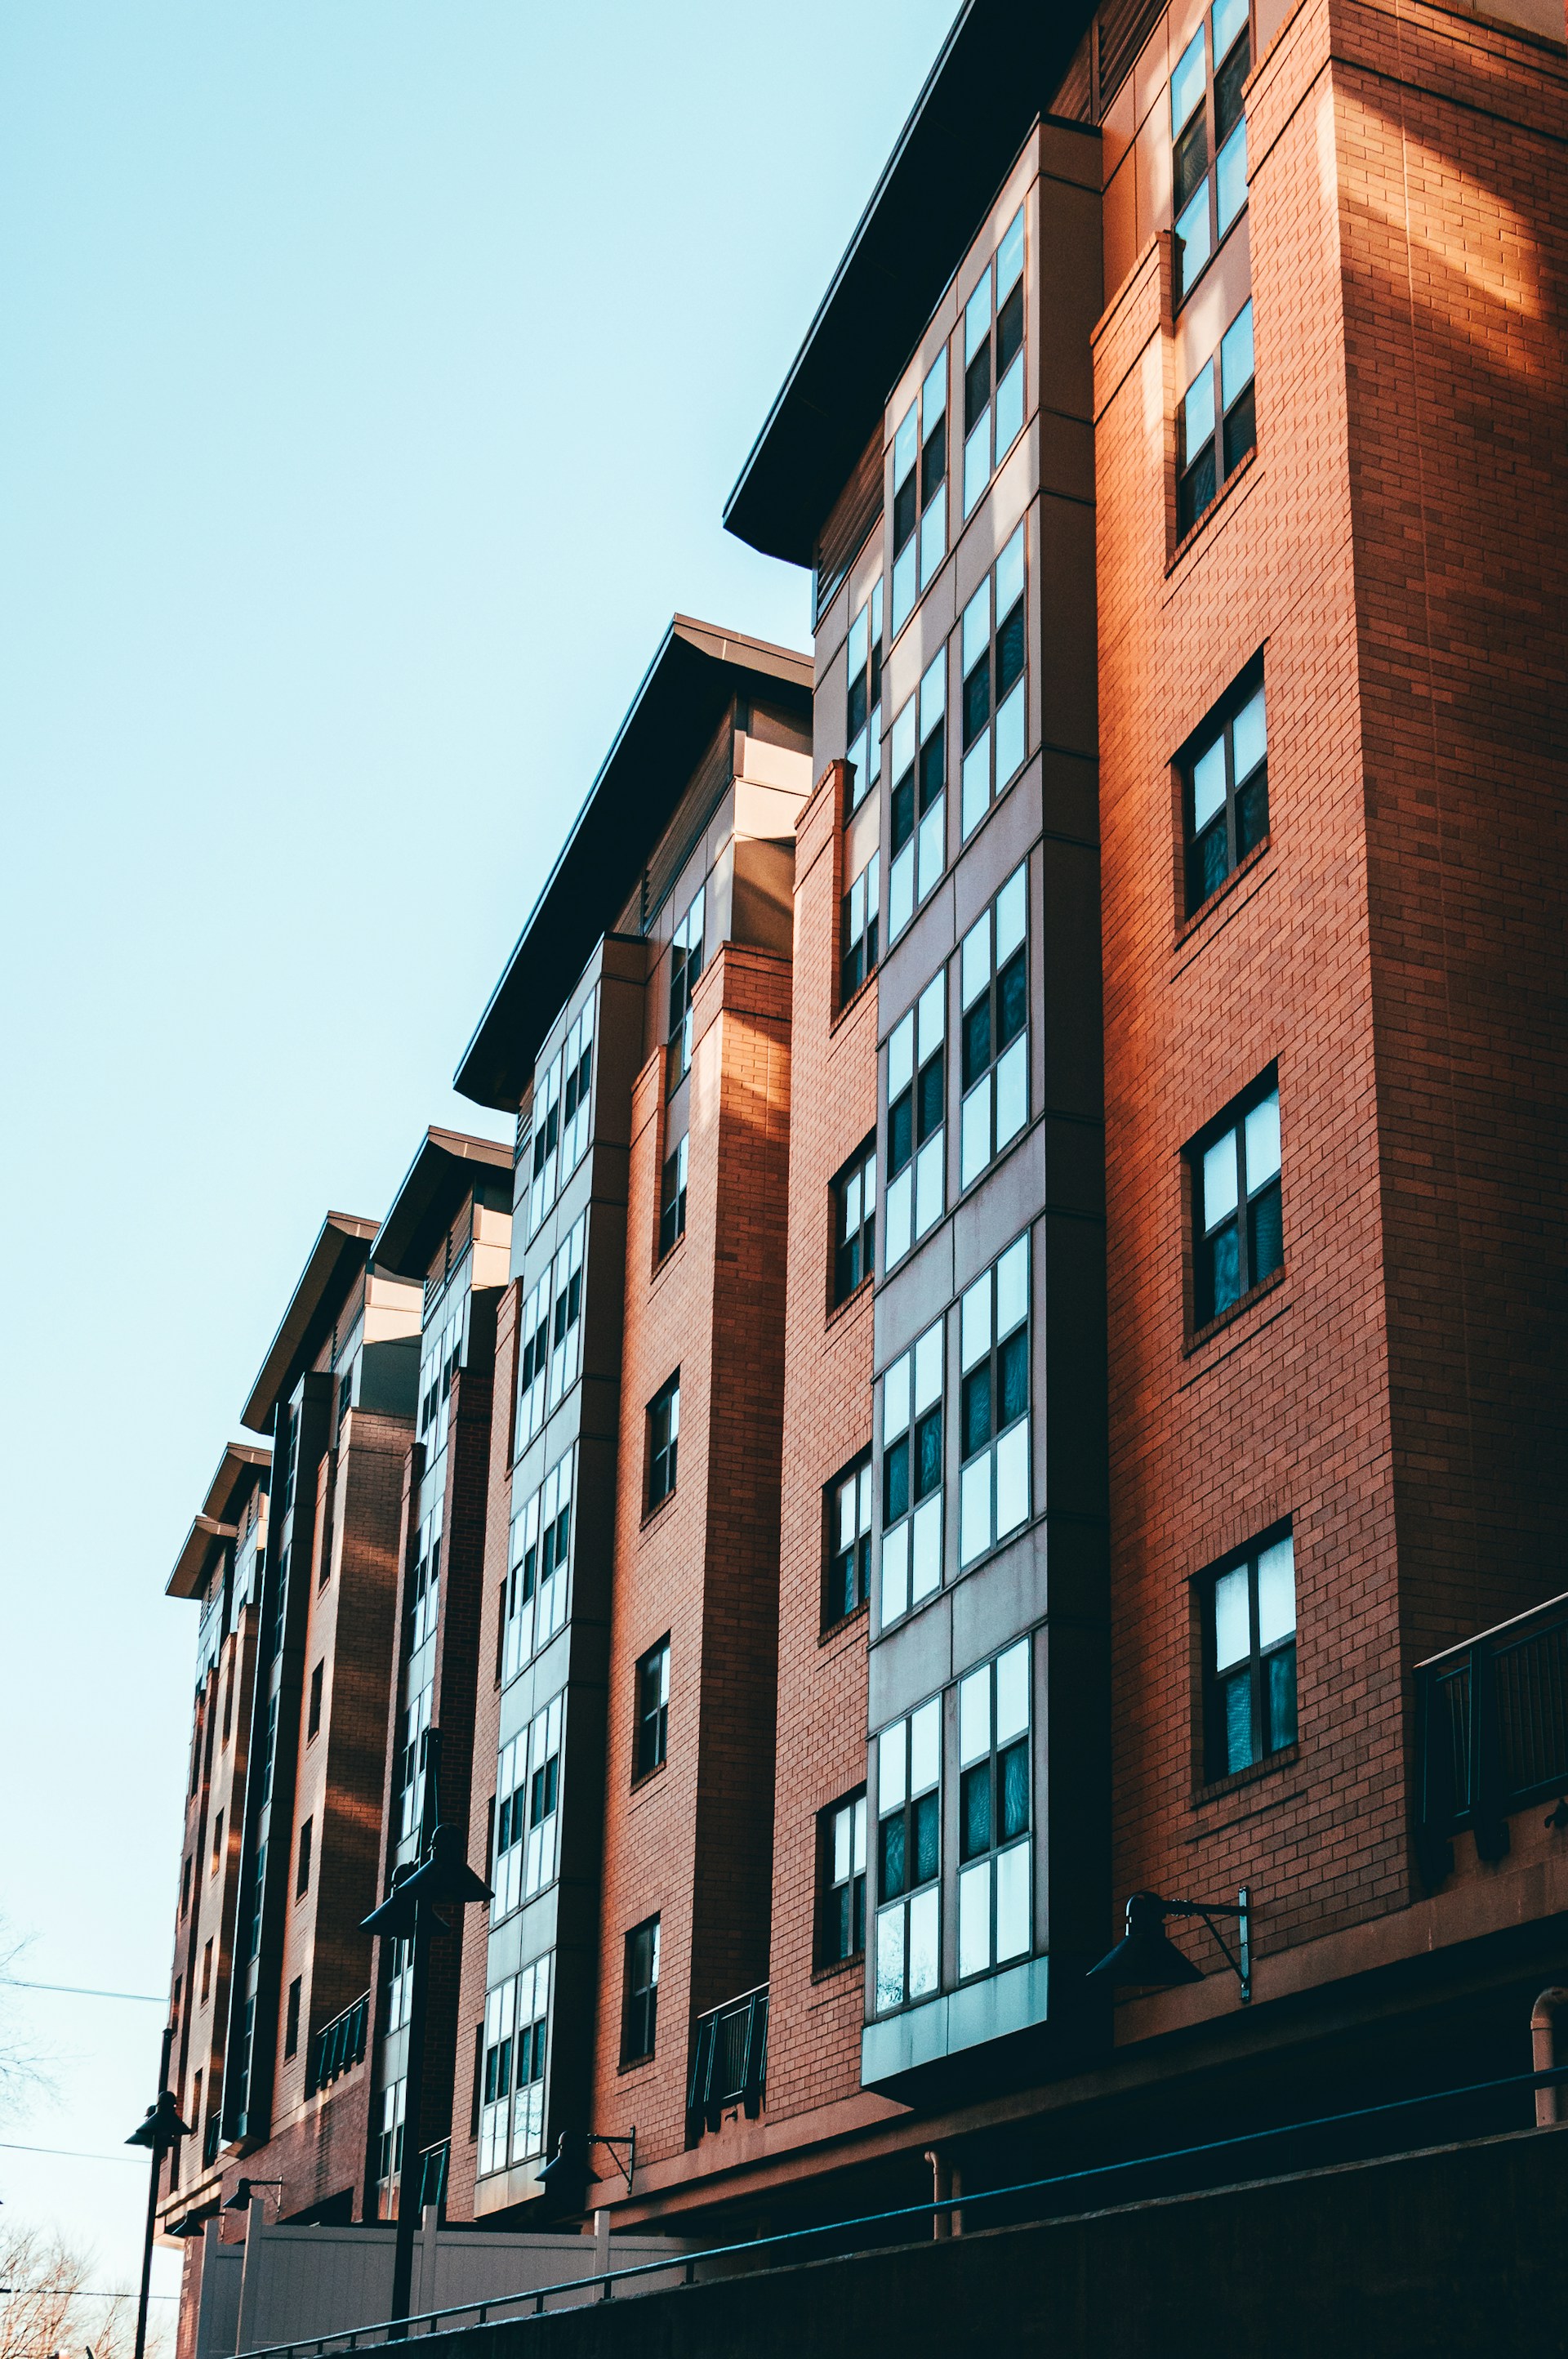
[
  {"left": 536, "top": 2133, "right": 592, "bottom": 2214},
  {"left": 126, "top": 2092, "right": 193, "bottom": 2152},
  {"left": 1086, "top": 1893, "right": 1205, "bottom": 1991}
]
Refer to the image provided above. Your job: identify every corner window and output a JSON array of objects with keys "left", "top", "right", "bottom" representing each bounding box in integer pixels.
[
  {"left": 1203, "top": 1532, "right": 1297, "bottom": 1778},
  {"left": 1172, "top": 0, "right": 1251, "bottom": 306},
  {"left": 409, "top": 1501, "right": 441, "bottom": 1652},
  {"left": 832, "top": 1138, "right": 876, "bottom": 1305},
  {"left": 956, "top": 1641, "right": 1031, "bottom": 1978},
  {"left": 880, "top": 1318, "right": 944, "bottom": 1626},
  {"left": 547, "top": 1215, "right": 586, "bottom": 1411},
  {"left": 825, "top": 1453, "right": 873, "bottom": 1628},
  {"left": 621, "top": 1917, "right": 660, "bottom": 2063},
  {"left": 890, "top": 352, "right": 949, "bottom": 639},
  {"left": 418, "top": 1294, "right": 466, "bottom": 1456},
  {"left": 295, "top": 1817, "right": 313, "bottom": 1899},
  {"left": 493, "top": 1692, "right": 563, "bottom": 1916},
  {"left": 884, "top": 974, "right": 947, "bottom": 1269},
  {"left": 962, "top": 207, "right": 1026, "bottom": 519},
  {"left": 959, "top": 527, "right": 1027, "bottom": 841},
  {"left": 479, "top": 1953, "right": 550, "bottom": 2175},
  {"left": 840, "top": 854, "right": 880, "bottom": 1004},
  {"left": 818, "top": 1791, "right": 867, "bottom": 1966},
  {"left": 887, "top": 653, "right": 947, "bottom": 942},
  {"left": 667, "top": 890, "right": 706, "bottom": 1092},
  {"left": 307, "top": 1661, "right": 323, "bottom": 1741},
  {"left": 1178, "top": 300, "right": 1255, "bottom": 537},
  {"left": 1190, "top": 1073, "right": 1281, "bottom": 1327},
  {"left": 284, "top": 1976, "right": 302, "bottom": 2060},
  {"left": 959, "top": 865, "right": 1028, "bottom": 1189},
  {"left": 660, "top": 1132, "right": 689, "bottom": 1260},
  {"left": 502, "top": 1447, "right": 574, "bottom": 1682},
  {"left": 874, "top": 1697, "right": 942, "bottom": 2012},
  {"left": 1183, "top": 670, "right": 1268, "bottom": 913},
  {"left": 845, "top": 582, "right": 884, "bottom": 809},
  {"left": 957, "top": 1233, "right": 1031, "bottom": 1568},
  {"left": 396, "top": 1696, "right": 431, "bottom": 1844},
  {"left": 635, "top": 1639, "right": 670, "bottom": 1780},
  {"left": 648, "top": 1375, "right": 680, "bottom": 1512}
]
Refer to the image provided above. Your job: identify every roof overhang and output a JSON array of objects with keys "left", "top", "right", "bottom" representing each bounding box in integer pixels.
[
  {"left": 454, "top": 616, "right": 812, "bottom": 1112},
  {"left": 722, "top": 0, "right": 1097, "bottom": 568},
  {"left": 373, "top": 1126, "right": 514, "bottom": 1279},
  {"left": 241, "top": 1212, "right": 380, "bottom": 1436},
  {"left": 166, "top": 1443, "right": 270, "bottom": 1599}
]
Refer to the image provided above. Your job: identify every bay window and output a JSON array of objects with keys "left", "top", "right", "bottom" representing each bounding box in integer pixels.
[
  {"left": 958, "top": 864, "right": 1028, "bottom": 1190},
  {"left": 880, "top": 1318, "right": 944, "bottom": 1625},
  {"left": 957, "top": 1232, "right": 1031, "bottom": 1569},
  {"left": 956, "top": 1641, "right": 1032, "bottom": 1979},
  {"left": 884, "top": 974, "right": 946, "bottom": 1269}
]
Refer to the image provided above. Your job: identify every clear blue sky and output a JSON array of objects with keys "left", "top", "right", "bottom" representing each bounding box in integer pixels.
[{"left": 0, "top": 0, "right": 956, "bottom": 2301}]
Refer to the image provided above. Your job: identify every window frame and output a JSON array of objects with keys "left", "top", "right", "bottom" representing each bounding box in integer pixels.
[
  {"left": 840, "top": 850, "right": 880, "bottom": 1006},
  {"left": 844, "top": 580, "right": 884, "bottom": 812},
  {"left": 501, "top": 1446, "right": 574, "bottom": 1683},
  {"left": 659, "top": 1130, "right": 689, "bottom": 1260},
  {"left": 635, "top": 1638, "right": 670, "bottom": 1782},
  {"left": 831, "top": 1137, "right": 877, "bottom": 1307},
  {"left": 879, "top": 1318, "right": 944, "bottom": 1628},
  {"left": 621, "top": 1916, "right": 661, "bottom": 2066},
  {"left": 890, "top": 351, "right": 949, "bottom": 640},
  {"left": 1187, "top": 1070, "right": 1283, "bottom": 1332},
  {"left": 479, "top": 1952, "right": 552, "bottom": 2177},
  {"left": 1200, "top": 1528, "right": 1298, "bottom": 1782},
  {"left": 1171, "top": 0, "right": 1252, "bottom": 310},
  {"left": 647, "top": 1374, "right": 680, "bottom": 1514},
  {"left": 666, "top": 890, "right": 706, "bottom": 1094},
  {"left": 884, "top": 974, "right": 947, "bottom": 1270},
  {"left": 887, "top": 653, "right": 947, "bottom": 943},
  {"left": 295, "top": 1816, "right": 313, "bottom": 1900},
  {"left": 960, "top": 207, "right": 1027, "bottom": 520},
  {"left": 824, "top": 1451, "right": 874, "bottom": 1630},
  {"left": 955, "top": 1639, "right": 1033, "bottom": 1982},
  {"left": 958, "top": 525, "right": 1028, "bottom": 842},
  {"left": 1181, "top": 664, "right": 1269, "bottom": 917},
  {"left": 1178, "top": 299, "right": 1256, "bottom": 539},
  {"left": 958, "top": 864, "right": 1029, "bottom": 1193},
  {"left": 872, "top": 1697, "right": 942, "bottom": 2014},
  {"left": 817, "top": 1789, "right": 868, "bottom": 1969},
  {"left": 956, "top": 1231, "right": 1032, "bottom": 1571}
]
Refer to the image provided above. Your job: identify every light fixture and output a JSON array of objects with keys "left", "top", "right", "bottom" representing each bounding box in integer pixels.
[
  {"left": 537, "top": 2127, "right": 637, "bottom": 2210},
  {"left": 222, "top": 2178, "right": 283, "bottom": 2213},
  {"left": 1086, "top": 1887, "right": 1252, "bottom": 2004}
]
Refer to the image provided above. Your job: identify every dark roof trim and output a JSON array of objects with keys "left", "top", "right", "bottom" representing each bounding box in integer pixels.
[
  {"left": 241, "top": 1212, "right": 380, "bottom": 1436},
  {"left": 722, "top": 0, "right": 1097, "bottom": 567},
  {"left": 167, "top": 1443, "right": 271, "bottom": 1599},
  {"left": 454, "top": 616, "right": 812, "bottom": 1113},
  {"left": 373, "top": 1126, "right": 514, "bottom": 1280}
]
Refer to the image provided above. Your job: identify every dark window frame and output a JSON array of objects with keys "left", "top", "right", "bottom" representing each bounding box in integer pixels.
[
  {"left": 824, "top": 1452, "right": 873, "bottom": 1630},
  {"left": 831, "top": 1137, "right": 877, "bottom": 1306},
  {"left": 840, "top": 850, "right": 880, "bottom": 1005},
  {"left": 1178, "top": 299, "right": 1256, "bottom": 539},
  {"left": 666, "top": 891, "right": 706, "bottom": 1094},
  {"left": 296, "top": 1816, "right": 313, "bottom": 1900},
  {"left": 1171, "top": 0, "right": 1253, "bottom": 308},
  {"left": 621, "top": 1916, "right": 660, "bottom": 2066},
  {"left": 647, "top": 1375, "right": 680, "bottom": 1514},
  {"left": 659, "top": 1131, "right": 689, "bottom": 1260},
  {"left": 1180, "top": 662, "right": 1269, "bottom": 917},
  {"left": 635, "top": 1638, "right": 670, "bottom": 1782},
  {"left": 284, "top": 1976, "right": 302, "bottom": 2060},
  {"left": 306, "top": 1659, "right": 324, "bottom": 1741},
  {"left": 817, "top": 1789, "right": 868, "bottom": 1969},
  {"left": 1199, "top": 1526, "right": 1298, "bottom": 1782},
  {"left": 1187, "top": 1068, "right": 1283, "bottom": 1331}
]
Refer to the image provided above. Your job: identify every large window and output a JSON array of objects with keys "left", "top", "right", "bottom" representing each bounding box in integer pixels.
[
  {"left": 1184, "top": 671, "right": 1268, "bottom": 914},
  {"left": 956, "top": 1641, "right": 1031, "bottom": 1979},
  {"left": 874, "top": 1697, "right": 941, "bottom": 2013},
  {"left": 826, "top": 1453, "right": 873, "bottom": 1628},
  {"left": 409, "top": 1500, "right": 441, "bottom": 1653},
  {"left": 844, "top": 581, "right": 884, "bottom": 811},
  {"left": 1203, "top": 1532, "right": 1297, "bottom": 1778},
  {"left": 418, "top": 1291, "right": 466, "bottom": 1460},
  {"left": 884, "top": 975, "right": 946, "bottom": 1269},
  {"left": 962, "top": 207, "right": 1025, "bottom": 519},
  {"left": 818, "top": 1790, "right": 868, "bottom": 1967},
  {"left": 516, "top": 1215, "right": 586, "bottom": 1453},
  {"left": 887, "top": 653, "right": 947, "bottom": 942},
  {"left": 621, "top": 1917, "right": 660, "bottom": 2064},
  {"left": 959, "top": 865, "right": 1028, "bottom": 1190},
  {"left": 880, "top": 1318, "right": 944, "bottom": 1626},
  {"left": 959, "top": 526, "right": 1027, "bottom": 840},
  {"left": 635, "top": 1639, "right": 670, "bottom": 1781},
  {"left": 660, "top": 1131, "right": 689, "bottom": 1260},
  {"left": 890, "top": 352, "right": 949, "bottom": 640},
  {"left": 501, "top": 1448, "right": 573, "bottom": 1682},
  {"left": 528, "top": 1000, "right": 595, "bottom": 1235},
  {"left": 295, "top": 1816, "right": 312, "bottom": 1899},
  {"left": 1190, "top": 1075, "right": 1281, "bottom": 1327},
  {"left": 1171, "top": 0, "right": 1250, "bottom": 306},
  {"left": 832, "top": 1139, "right": 876, "bottom": 1305},
  {"left": 647, "top": 1375, "right": 679, "bottom": 1513},
  {"left": 958, "top": 1233, "right": 1031, "bottom": 1569},
  {"left": 667, "top": 890, "right": 706, "bottom": 1091},
  {"left": 492, "top": 1692, "right": 564, "bottom": 1917},
  {"left": 840, "top": 853, "right": 880, "bottom": 1004},
  {"left": 1178, "top": 300, "right": 1255, "bottom": 537},
  {"left": 479, "top": 1953, "right": 551, "bottom": 2177}
]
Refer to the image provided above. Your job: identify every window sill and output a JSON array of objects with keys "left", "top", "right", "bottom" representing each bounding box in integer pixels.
[
  {"left": 1183, "top": 1261, "right": 1285, "bottom": 1357},
  {"left": 617, "top": 2050, "right": 657, "bottom": 2079},
  {"left": 1167, "top": 444, "right": 1258, "bottom": 577},
  {"left": 811, "top": 1951, "right": 865, "bottom": 1987},
  {"left": 1175, "top": 832, "right": 1272, "bottom": 949},
  {"left": 653, "top": 1233, "right": 687, "bottom": 1281},
  {"left": 1192, "top": 1741, "right": 1298, "bottom": 1808},
  {"left": 826, "top": 1276, "right": 872, "bottom": 1333},
  {"left": 640, "top": 1491, "right": 679, "bottom": 1535},
  {"left": 630, "top": 1759, "right": 668, "bottom": 1796},
  {"left": 820, "top": 1599, "right": 870, "bottom": 1649},
  {"left": 832, "top": 971, "right": 876, "bottom": 1037}
]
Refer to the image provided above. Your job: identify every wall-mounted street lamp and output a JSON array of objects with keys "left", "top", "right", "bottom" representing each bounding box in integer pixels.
[
  {"left": 222, "top": 2177, "right": 283, "bottom": 2214},
  {"left": 537, "top": 2128, "right": 637, "bottom": 2213},
  {"left": 362, "top": 1799, "right": 491, "bottom": 2339},
  {"left": 1087, "top": 1888, "right": 1252, "bottom": 2004},
  {"left": 125, "top": 2049, "right": 190, "bottom": 2359}
]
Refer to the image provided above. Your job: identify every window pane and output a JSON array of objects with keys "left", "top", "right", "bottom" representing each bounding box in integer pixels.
[
  {"left": 996, "top": 1234, "right": 1028, "bottom": 1335},
  {"left": 915, "top": 1132, "right": 943, "bottom": 1237},
  {"left": 1183, "top": 359, "right": 1217, "bottom": 456},
  {"left": 997, "top": 207, "right": 1025, "bottom": 298},
  {"left": 1192, "top": 738, "right": 1227, "bottom": 832},
  {"left": 881, "top": 1523, "right": 909, "bottom": 1624},
  {"left": 994, "top": 679, "right": 1026, "bottom": 792},
  {"left": 960, "top": 1666, "right": 991, "bottom": 1767},
  {"left": 875, "top": 1903, "right": 905, "bottom": 2012},
  {"left": 995, "top": 350, "right": 1024, "bottom": 457},
  {"left": 892, "top": 542, "right": 917, "bottom": 638},
  {"left": 893, "top": 403, "right": 918, "bottom": 486},
  {"left": 911, "top": 1493, "right": 942, "bottom": 1600},
  {"left": 961, "top": 913, "right": 991, "bottom": 1010},
  {"left": 960, "top": 1081, "right": 991, "bottom": 1188},
  {"left": 960, "top": 1455, "right": 992, "bottom": 1566},
  {"left": 996, "top": 1036, "right": 1027, "bottom": 1150},
  {"left": 962, "top": 579, "right": 991, "bottom": 674},
  {"left": 1216, "top": 117, "right": 1249, "bottom": 234},
  {"left": 1175, "top": 184, "right": 1212, "bottom": 292},
  {"left": 996, "top": 1419, "right": 1029, "bottom": 1536},
  {"left": 1257, "top": 1536, "right": 1296, "bottom": 1645},
  {"left": 961, "top": 731, "right": 991, "bottom": 839},
  {"left": 920, "top": 484, "right": 947, "bottom": 589},
  {"left": 958, "top": 1859, "right": 991, "bottom": 1979},
  {"left": 1172, "top": 25, "right": 1206, "bottom": 131},
  {"left": 1202, "top": 1132, "right": 1239, "bottom": 1228},
  {"left": 964, "top": 269, "right": 992, "bottom": 359},
  {"left": 917, "top": 797, "right": 945, "bottom": 900},
  {"left": 914, "top": 1321, "right": 942, "bottom": 1411},
  {"left": 964, "top": 414, "right": 991, "bottom": 516},
  {"left": 997, "top": 1641, "right": 1029, "bottom": 1741},
  {"left": 879, "top": 1720, "right": 907, "bottom": 1812},
  {"left": 1267, "top": 1643, "right": 1298, "bottom": 1750},
  {"left": 1223, "top": 1668, "right": 1254, "bottom": 1773},
  {"left": 884, "top": 1165, "right": 911, "bottom": 1267},
  {"left": 908, "top": 1888, "right": 940, "bottom": 1999},
  {"left": 1214, "top": 1563, "right": 1250, "bottom": 1671},
  {"left": 1214, "top": 0, "right": 1249, "bottom": 60},
  {"left": 996, "top": 1837, "right": 1031, "bottom": 1960},
  {"left": 960, "top": 1273, "right": 992, "bottom": 1370},
  {"left": 1221, "top": 301, "right": 1255, "bottom": 404},
  {"left": 920, "top": 651, "right": 946, "bottom": 738},
  {"left": 1232, "top": 686, "right": 1267, "bottom": 782},
  {"left": 1245, "top": 1089, "right": 1281, "bottom": 1187},
  {"left": 923, "top": 350, "right": 947, "bottom": 426},
  {"left": 911, "top": 1697, "right": 941, "bottom": 1792}
]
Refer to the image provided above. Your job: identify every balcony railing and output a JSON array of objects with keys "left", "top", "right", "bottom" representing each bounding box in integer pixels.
[
  {"left": 1415, "top": 1590, "right": 1568, "bottom": 1880},
  {"left": 310, "top": 1991, "right": 370, "bottom": 2095},
  {"left": 687, "top": 1983, "right": 767, "bottom": 2138}
]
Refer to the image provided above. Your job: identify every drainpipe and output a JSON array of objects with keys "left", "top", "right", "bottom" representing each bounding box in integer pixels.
[
  {"left": 924, "top": 2150, "right": 963, "bottom": 2239},
  {"left": 1530, "top": 1988, "right": 1568, "bottom": 2125}
]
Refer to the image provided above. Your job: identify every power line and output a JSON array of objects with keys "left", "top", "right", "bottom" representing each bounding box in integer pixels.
[
  {"left": 0, "top": 2141, "right": 144, "bottom": 2165},
  {"left": 7, "top": 1980, "right": 164, "bottom": 2004},
  {"left": 0, "top": 2290, "right": 179, "bottom": 2302}
]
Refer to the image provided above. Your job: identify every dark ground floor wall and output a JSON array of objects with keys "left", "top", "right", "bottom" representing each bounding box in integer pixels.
[{"left": 413, "top": 2122, "right": 1568, "bottom": 2359}]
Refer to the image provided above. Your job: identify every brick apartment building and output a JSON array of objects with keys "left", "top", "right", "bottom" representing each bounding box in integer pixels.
[{"left": 158, "top": 0, "right": 1568, "bottom": 2292}]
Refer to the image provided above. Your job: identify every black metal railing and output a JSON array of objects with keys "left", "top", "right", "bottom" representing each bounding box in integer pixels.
[
  {"left": 687, "top": 1982, "right": 767, "bottom": 2137},
  {"left": 310, "top": 1991, "right": 370, "bottom": 2094},
  {"left": 1415, "top": 1590, "right": 1568, "bottom": 1880}
]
